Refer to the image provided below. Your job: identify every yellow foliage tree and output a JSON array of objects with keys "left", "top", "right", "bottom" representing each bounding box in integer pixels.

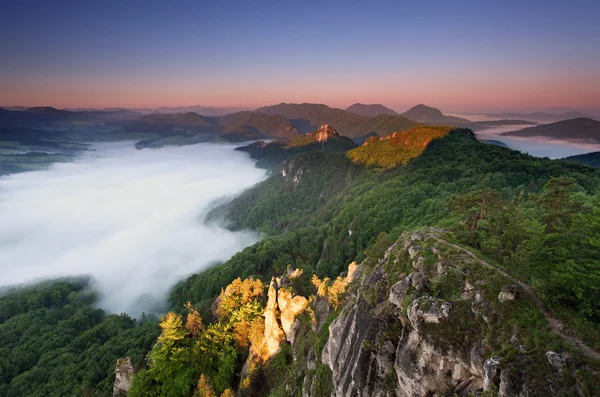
[
  {"left": 196, "top": 374, "right": 216, "bottom": 397},
  {"left": 220, "top": 388, "right": 235, "bottom": 397},
  {"left": 328, "top": 277, "right": 346, "bottom": 310},
  {"left": 185, "top": 301, "right": 204, "bottom": 337},
  {"left": 311, "top": 274, "right": 330, "bottom": 297},
  {"left": 157, "top": 312, "right": 185, "bottom": 346},
  {"left": 216, "top": 277, "right": 264, "bottom": 320},
  {"left": 312, "top": 275, "right": 347, "bottom": 310}
]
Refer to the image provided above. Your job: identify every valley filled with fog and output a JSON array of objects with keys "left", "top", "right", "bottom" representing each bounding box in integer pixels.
[
  {"left": 0, "top": 142, "right": 266, "bottom": 315},
  {"left": 475, "top": 125, "right": 600, "bottom": 158}
]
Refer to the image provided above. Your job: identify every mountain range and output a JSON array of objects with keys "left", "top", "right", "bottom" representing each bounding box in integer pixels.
[{"left": 3, "top": 104, "right": 600, "bottom": 151}]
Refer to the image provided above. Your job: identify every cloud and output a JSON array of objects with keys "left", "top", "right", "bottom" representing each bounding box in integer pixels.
[{"left": 0, "top": 142, "right": 266, "bottom": 315}]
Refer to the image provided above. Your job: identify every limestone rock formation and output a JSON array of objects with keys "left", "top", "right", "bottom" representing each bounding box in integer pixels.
[
  {"left": 112, "top": 357, "right": 134, "bottom": 397},
  {"left": 310, "top": 229, "right": 592, "bottom": 397},
  {"left": 264, "top": 277, "right": 286, "bottom": 357},
  {"left": 309, "top": 124, "right": 341, "bottom": 143},
  {"left": 277, "top": 287, "right": 308, "bottom": 341}
]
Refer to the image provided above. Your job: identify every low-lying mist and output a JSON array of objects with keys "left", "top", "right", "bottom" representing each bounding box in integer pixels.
[
  {"left": 0, "top": 142, "right": 267, "bottom": 315},
  {"left": 475, "top": 125, "right": 600, "bottom": 158}
]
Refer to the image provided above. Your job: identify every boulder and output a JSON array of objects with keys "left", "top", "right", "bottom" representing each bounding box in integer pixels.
[
  {"left": 545, "top": 351, "right": 568, "bottom": 371},
  {"left": 407, "top": 296, "right": 451, "bottom": 331}
]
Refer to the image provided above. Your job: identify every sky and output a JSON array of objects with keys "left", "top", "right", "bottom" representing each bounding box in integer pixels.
[{"left": 1, "top": 0, "right": 599, "bottom": 112}]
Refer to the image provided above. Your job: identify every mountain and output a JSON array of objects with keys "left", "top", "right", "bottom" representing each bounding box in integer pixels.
[
  {"left": 255, "top": 102, "right": 417, "bottom": 139},
  {"left": 256, "top": 103, "right": 370, "bottom": 135},
  {"left": 347, "top": 125, "right": 456, "bottom": 168},
  {"left": 129, "top": 111, "right": 300, "bottom": 144},
  {"left": 346, "top": 103, "right": 399, "bottom": 116},
  {"left": 401, "top": 104, "right": 475, "bottom": 127},
  {"left": 501, "top": 117, "right": 600, "bottom": 143},
  {"left": 0, "top": 107, "right": 141, "bottom": 128},
  {"left": 235, "top": 124, "right": 357, "bottom": 169},
  {"left": 219, "top": 111, "right": 299, "bottom": 140},
  {"left": 563, "top": 151, "right": 600, "bottom": 167},
  {"left": 137, "top": 105, "right": 246, "bottom": 116},
  {"left": 64, "top": 105, "right": 247, "bottom": 116}
]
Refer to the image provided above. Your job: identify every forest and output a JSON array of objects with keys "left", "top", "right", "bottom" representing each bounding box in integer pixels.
[{"left": 2, "top": 128, "right": 600, "bottom": 395}]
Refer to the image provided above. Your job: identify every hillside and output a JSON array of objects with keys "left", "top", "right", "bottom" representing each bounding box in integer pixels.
[
  {"left": 563, "top": 151, "right": 600, "bottom": 167},
  {"left": 347, "top": 125, "right": 455, "bottom": 168},
  {"left": 4, "top": 127, "right": 600, "bottom": 395},
  {"left": 501, "top": 117, "right": 600, "bottom": 143},
  {"left": 219, "top": 111, "right": 299, "bottom": 140},
  {"left": 256, "top": 102, "right": 417, "bottom": 139},
  {"left": 346, "top": 103, "right": 399, "bottom": 116},
  {"left": 401, "top": 104, "right": 475, "bottom": 127},
  {"left": 235, "top": 124, "right": 357, "bottom": 169}
]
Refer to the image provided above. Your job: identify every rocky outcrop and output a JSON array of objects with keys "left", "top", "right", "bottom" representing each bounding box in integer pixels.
[
  {"left": 264, "top": 278, "right": 286, "bottom": 357},
  {"left": 113, "top": 357, "right": 134, "bottom": 397},
  {"left": 309, "top": 124, "right": 342, "bottom": 143},
  {"left": 281, "top": 157, "right": 306, "bottom": 187},
  {"left": 278, "top": 287, "right": 308, "bottom": 341},
  {"left": 311, "top": 229, "right": 592, "bottom": 397}
]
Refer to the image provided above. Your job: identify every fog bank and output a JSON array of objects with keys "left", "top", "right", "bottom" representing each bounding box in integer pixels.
[
  {"left": 475, "top": 125, "right": 600, "bottom": 158},
  {"left": 0, "top": 142, "right": 266, "bottom": 315}
]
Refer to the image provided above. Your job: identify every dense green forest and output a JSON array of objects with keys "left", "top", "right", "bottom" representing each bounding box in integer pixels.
[
  {"left": 0, "top": 279, "right": 160, "bottom": 397},
  {"left": 186, "top": 130, "right": 600, "bottom": 348},
  {"left": 2, "top": 128, "right": 600, "bottom": 395}
]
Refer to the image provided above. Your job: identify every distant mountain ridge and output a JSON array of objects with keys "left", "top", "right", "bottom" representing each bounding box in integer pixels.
[
  {"left": 346, "top": 103, "right": 399, "bottom": 116},
  {"left": 501, "top": 118, "right": 600, "bottom": 143},
  {"left": 401, "top": 104, "right": 475, "bottom": 127},
  {"left": 255, "top": 102, "right": 417, "bottom": 139}
]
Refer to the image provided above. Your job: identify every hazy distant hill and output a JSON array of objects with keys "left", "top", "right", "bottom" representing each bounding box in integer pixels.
[
  {"left": 346, "top": 103, "right": 399, "bottom": 116},
  {"left": 474, "top": 120, "right": 538, "bottom": 127},
  {"left": 562, "top": 151, "right": 600, "bottom": 167},
  {"left": 125, "top": 111, "right": 302, "bottom": 146},
  {"left": 256, "top": 103, "right": 416, "bottom": 139},
  {"left": 65, "top": 105, "right": 247, "bottom": 116},
  {"left": 133, "top": 106, "right": 246, "bottom": 116},
  {"left": 256, "top": 103, "right": 368, "bottom": 135},
  {"left": 501, "top": 118, "right": 600, "bottom": 143},
  {"left": 486, "top": 111, "right": 597, "bottom": 123},
  {"left": 0, "top": 107, "right": 140, "bottom": 128},
  {"left": 401, "top": 104, "right": 475, "bottom": 127},
  {"left": 220, "top": 111, "right": 299, "bottom": 140}
]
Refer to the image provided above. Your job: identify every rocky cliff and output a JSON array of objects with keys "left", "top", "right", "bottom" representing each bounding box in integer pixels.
[{"left": 252, "top": 229, "right": 599, "bottom": 397}]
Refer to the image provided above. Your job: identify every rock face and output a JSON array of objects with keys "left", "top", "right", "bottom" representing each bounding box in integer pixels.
[
  {"left": 281, "top": 157, "right": 306, "bottom": 187},
  {"left": 264, "top": 278, "right": 286, "bottom": 357},
  {"left": 278, "top": 287, "right": 308, "bottom": 341},
  {"left": 113, "top": 357, "right": 134, "bottom": 397},
  {"left": 311, "top": 229, "right": 589, "bottom": 397}
]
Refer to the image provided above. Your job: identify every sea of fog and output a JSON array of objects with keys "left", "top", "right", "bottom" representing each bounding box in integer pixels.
[
  {"left": 0, "top": 142, "right": 267, "bottom": 315},
  {"left": 474, "top": 125, "right": 600, "bottom": 158}
]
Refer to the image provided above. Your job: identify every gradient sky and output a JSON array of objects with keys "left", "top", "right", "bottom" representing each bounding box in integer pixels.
[{"left": 1, "top": 0, "right": 599, "bottom": 112}]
